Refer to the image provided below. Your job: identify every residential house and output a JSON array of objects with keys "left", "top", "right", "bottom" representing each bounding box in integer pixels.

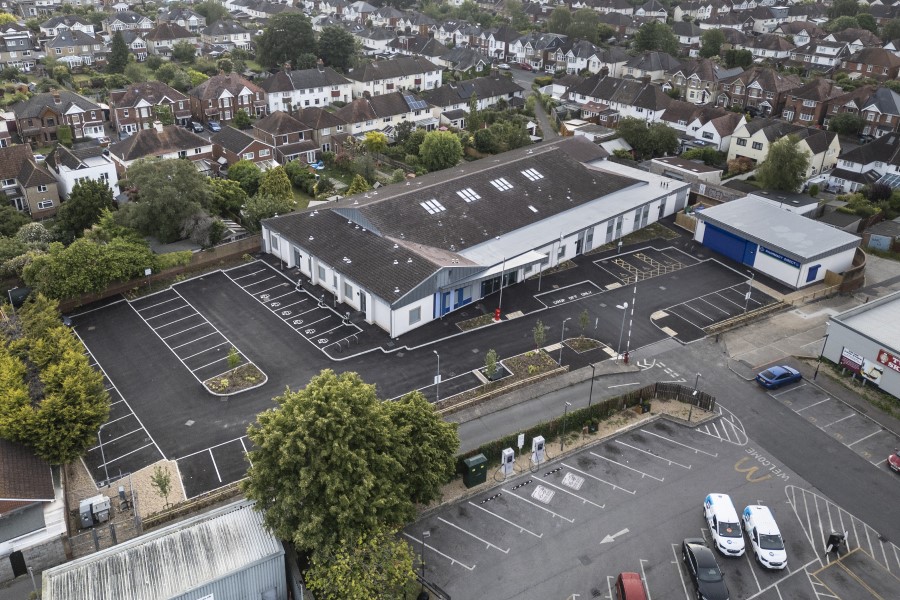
[
  {"left": 344, "top": 0, "right": 378, "bottom": 25},
  {"left": 188, "top": 72, "right": 267, "bottom": 124},
  {"left": 841, "top": 47, "right": 900, "bottom": 80},
  {"left": 334, "top": 91, "right": 439, "bottom": 136},
  {"left": 699, "top": 12, "right": 750, "bottom": 32},
  {"left": 108, "top": 122, "right": 214, "bottom": 173},
  {"left": 387, "top": 35, "right": 449, "bottom": 63},
  {"left": 738, "top": 33, "right": 795, "bottom": 61},
  {"left": 39, "top": 15, "right": 93, "bottom": 38},
  {"left": 102, "top": 11, "right": 154, "bottom": 34},
  {"left": 831, "top": 86, "right": 900, "bottom": 138},
  {"left": 436, "top": 46, "right": 492, "bottom": 75},
  {"left": 258, "top": 64, "right": 353, "bottom": 113},
  {"left": 252, "top": 111, "right": 318, "bottom": 164},
  {"left": 13, "top": 90, "right": 104, "bottom": 145},
  {"left": 211, "top": 126, "right": 277, "bottom": 170},
  {"left": 144, "top": 23, "right": 198, "bottom": 57},
  {"left": 395, "top": 12, "right": 438, "bottom": 37},
  {"left": 672, "top": 0, "right": 717, "bottom": 22},
  {"left": 635, "top": 0, "right": 668, "bottom": 20},
  {"left": 771, "top": 21, "right": 825, "bottom": 47},
  {"left": 727, "top": 118, "right": 841, "bottom": 177},
  {"left": 621, "top": 51, "right": 681, "bottom": 82},
  {"left": 109, "top": 81, "right": 192, "bottom": 134},
  {"left": 44, "top": 29, "right": 105, "bottom": 68},
  {"left": 482, "top": 24, "right": 521, "bottom": 62},
  {"left": 781, "top": 78, "right": 847, "bottom": 127},
  {"left": 748, "top": 5, "right": 787, "bottom": 34},
  {"left": 828, "top": 131, "right": 900, "bottom": 193},
  {"left": 345, "top": 56, "right": 442, "bottom": 98},
  {"left": 585, "top": 46, "right": 630, "bottom": 77},
  {"left": 422, "top": 74, "right": 526, "bottom": 128},
  {"left": 659, "top": 101, "right": 746, "bottom": 151},
  {"left": 716, "top": 66, "right": 802, "bottom": 116},
  {"left": 672, "top": 21, "right": 704, "bottom": 58},
  {"left": 372, "top": 5, "right": 406, "bottom": 30},
  {"left": 786, "top": 2, "right": 828, "bottom": 23},
  {"left": 45, "top": 142, "right": 118, "bottom": 198},
  {"left": 0, "top": 144, "right": 60, "bottom": 217},
  {"left": 200, "top": 20, "right": 252, "bottom": 51},
  {"left": 353, "top": 26, "right": 398, "bottom": 55},
  {"left": 509, "top": 32, "right": 568, "bottom": 71},
  {"left": 120, "top": 30, "right": 148, "bottom": 62},
  {"left": 157, "top": 8, "right": 206, "bottom": 33},
  {"left": 0, "top": 112, "right": 11, "bottom": 148},
  {"left": 667, "top": 59, "right": 743, "bottom": 105},
  {"left": 562, "top": 40, "right": 601, "bottom": 74},
  {"left": 434, "top": 20, "right": 483, "bottom": 48},
  {"left": 787, "top": 40, "right": 849, "bottom": 75},
  {"left": 825, "top": 28, "right": 883, "bottom": 55},
  {"left": 294, "top": 106, "right": 349, "bottom": 154},
  {"left": 0, "top": 24, "right": 37, "bottom": 72},
  {"left": 598, "top": 13, "right": 635, "bottom": 37},
  {"left": 567, "top": 74, "right": 673, "bottom": 126},
  {"left": 595, "top": 0, "right": 637, "bottom": 16}
]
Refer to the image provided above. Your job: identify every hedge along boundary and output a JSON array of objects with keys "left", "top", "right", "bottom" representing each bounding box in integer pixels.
[
  {"left": 454, "top": 382, "right": 716, "bottom": 474},
  {"left": 57, "top": 235, "right": 262, "bottom": 313}
]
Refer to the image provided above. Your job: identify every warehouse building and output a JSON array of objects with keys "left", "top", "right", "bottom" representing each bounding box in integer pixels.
[
  {"left": 693, "top": 196, "right": 860, "bottom": 289},
  {"left": 822, "top": 291, "right": 900, "bottom": 399},
  {"left": 262, "top": 137, "right": 691, "bottom": 337},
  {"left": 42, "top": 501, "right": 285, "bottom": 600}
]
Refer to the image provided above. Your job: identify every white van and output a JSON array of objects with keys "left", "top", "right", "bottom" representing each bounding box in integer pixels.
[
  {"left": 743, "top": 505, "right": 787, "bottom": 569},
  {"left": 703, "top": 493, "right": 745, "bottom": 556}
]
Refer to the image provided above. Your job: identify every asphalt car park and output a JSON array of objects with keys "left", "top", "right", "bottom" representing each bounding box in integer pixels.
[
  {"left": 410, "top": 419, "right": 900, "bottom": 600},
  {"left": 766, "top": 378, "right": 900, "bottom": 470},
  {"left": 593, "top": 246, "right": 699, "bottom": 287}
]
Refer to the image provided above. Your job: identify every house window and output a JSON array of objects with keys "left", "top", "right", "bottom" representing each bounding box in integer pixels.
[
  {"left": 802, "top": 100, "right": 816, "bottom": 107},
  {"left": 2, "top": 178, "right": 15, "bottom": 187},
  {"left": 866, "top": 113, "right": 875, "bottom": 121},
  {"left": 123, "top": 108, "right": 129, "bottom": 117},
  {"left": 752, "top": 142, "right": 763, "bottom": 150},
  {"left": 343, "top": 282, "right": 352, "bottom": 298},
  {"left": 737, "top": 138, "right": 747, "bottom": 146},
  {"left": 178, "top": 150, "right": 187, "bottom": 158},
  {"left": 243, "top": 152, "right": 254, "bottom": 159},
  {"left": 259, "top": 149, "right": 270, "bottom": 157},
  {"left": 800, "top": 113, "right": 814, "bottom": 121},
  {"left": 37, "top": 199, "right": 54, "bottom": 209},
  {"left": 55, "top": 48, "right": 61, "bottom": 54},
  {"left": 194, "top": 147, "right": 202, "bottom": 154},
  {"left": 38, "top": 184, "right": 48, "bottom": 192},
  {"left": 409, "top": 306, "right": 421, "bottom": 325},
  {"left": 783, "top": 111, "right": 795, "bottom": 120},
  {"left": 317, "top": 265, "right": 326, "bottom": 280},
  {"left": 702, "top": 132, "right": 714, "bottom": 140}
]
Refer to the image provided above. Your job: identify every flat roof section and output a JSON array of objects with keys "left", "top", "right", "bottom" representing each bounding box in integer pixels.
[
  {"left": 697, "top": 196, "right": 860, "bottom": 263},
  {"left": 832, "top": 289, "right": 900, "bottom": 353}
]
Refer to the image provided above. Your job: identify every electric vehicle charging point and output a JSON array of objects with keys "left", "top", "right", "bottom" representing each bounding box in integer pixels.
[
  {"left": 531, "top": 436, "right": 545, "bottom": 466},
  {"left": 501, "top": 447, "right": 515, "bottom": 478}
]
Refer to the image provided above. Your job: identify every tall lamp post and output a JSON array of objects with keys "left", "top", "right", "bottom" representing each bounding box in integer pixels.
[
  {"left": 744, "top": 270, "right": 756, "bottom": 314},
  {"left": 689, "top": 373, "right": 701, "bottom": 422},
  {"left": 419, "top": 530, "right": 430, "bottom": 598},
  {"left": 616, "top": 302, "right": 629, "bottom": 363},
  {"left": 560, "top": 401, "right": 572, "bottom": 452},
  {"left": 559, "top": 317, "right": 571, "bottom": 366},
  {"left": 97, "top": 422, "right": 110, "bottom": 486},
  {"left": 588, "top": 363, "right": 596, "bottom": 408},
  {"left": 433, "top": 350, "right": 440, "bottom": 403}
]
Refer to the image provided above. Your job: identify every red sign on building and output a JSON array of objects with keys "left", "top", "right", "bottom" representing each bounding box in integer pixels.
[{"left": 877, "top": 349, "right": 900, "bottom": 374}]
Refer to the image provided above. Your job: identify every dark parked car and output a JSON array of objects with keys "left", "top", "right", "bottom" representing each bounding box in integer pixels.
[
  {"left": 207, "top": 120, "right": 221, "bottom": 132},
  {"left": 682, "top": 539, "right": 730, "bottom": 600},
  {"left": 518, "top": 62, "right": 534, "bottom": 71},
  {"left": 190, "top": 121, "right": 205, "bottom": 133},
  {"left": 756, "top": 365, "right": 802, "bottom": 389}
]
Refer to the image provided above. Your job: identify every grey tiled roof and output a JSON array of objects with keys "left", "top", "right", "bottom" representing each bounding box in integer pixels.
[
  {"left": 0, "top": 438, "right": 53, "bottom": 502},
  {"left": 294, "top": 107, "right": 347, "bottom": 130},
  {"left": 254, "top": 111, "right": 311, "bottom": 136},
  {"left": 258, "top": 67, "right": 351, "bottom": 94},
  {"left": 211, "top": 126, "right": 257, "bottom": 154},
  {"left": 13, "top": 90, "right": 100, "bottom": 119},
  {"left": 346, "top": 56, "right": 440, "bottom": 83},
  {"left": 421, "top": 75, "right": 524, "bottom": 107},
  {"left": 109, "top": 81, "right": 188, "bottom": 108},
  {"left": 109, "top": 125, "right": 208, "bottom": 161}
]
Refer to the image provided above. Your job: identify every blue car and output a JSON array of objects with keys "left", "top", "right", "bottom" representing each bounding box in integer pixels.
[
  {"left": 756, "top": 365, "right": 801, "bottom": 389},
  {"left": 207, "top": 120, "right": 221, "bottom": 132}
]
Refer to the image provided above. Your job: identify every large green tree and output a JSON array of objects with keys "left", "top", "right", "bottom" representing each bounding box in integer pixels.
[
  {"left": 55, "top": 179, "right": 115, "bottom": 242},
  {"left": 107, "top": 31, "right": 129, "bottom": 73},
  {"left": 244, "top": 193, "right": 294, "bottom": 230},
  {"left": 700, "top": 29, "right": 725, "bottom": 59},
  {"left": 172, "top": 41, "right": 196, "bottom": 63},
  {"left": 568, "top": 8, "right": 601, "bottom": 44},
  {"left": 209, "top": 177, "right": 249, "bottom": 216},
  {"left": 242, "top": 371, "right": 458, "bottom": 552},
  {"left": 318, "top": 26, "right": 357, "bottom": 72},
  {"left": 256, "top": 14, "right": 317, "bottom": 69},
  {"left": 228, "top": 159, "right": 262, "bottom": 196},
  {"left": 633, "top": 21, "right": 679, "bottom": 55},
  {"left": 828, "top": 112, "right": 866, "bottom": 135},
  {"left": 419, "top": 130, "right": 463, "bottom": 172},
  {"left": 616, "top": 118, "right": 679, "bottom": 159},
  {"left": 882, "top": 18, "right": 900, "bottom": 41},
  {"left": 547, "top": 6, "right": 572, "bottom": 35},
  {"left": 257, "top": 166, "right": 293, "bottom": 204},
  {"left": 756, "top": 135, "right": 811, "bottom": 192},
  {"left": 828, "top": 0, "right": 859, "bottom": 19},
  {"left": 118, "top": 158, "right": 212, "bottom": 243},
  {"left": 194, "top": 0, "right": 229, "bottom": 24},
  {"left": 724, "top": 49, "right": 754, "bottom": 69},
  {"left": 0, "top": 205, "right": 30, "bottom": 237}
]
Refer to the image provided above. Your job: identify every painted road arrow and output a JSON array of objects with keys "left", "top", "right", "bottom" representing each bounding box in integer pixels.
[{"left": 600, "top": 528, "right": 630, "bottom": 544}]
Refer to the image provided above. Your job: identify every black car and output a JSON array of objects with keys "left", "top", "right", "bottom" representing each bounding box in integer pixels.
[
  {"left": 190, "top": 121, "right": 205, "bottom": 133},
  {"left": 682, "top": 538, "right": 730, "bottom": 600}
]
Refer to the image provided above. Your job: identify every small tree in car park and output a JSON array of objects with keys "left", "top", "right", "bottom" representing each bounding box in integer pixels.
[
  {"left": 484, "top": 348, "right": 498, "bottom": 385},
  {"left": 150, "top": 465, "right": 173, "bottom": 509},
  {"left": 579, "top": 309, "right": 589, "bottom": 339},
  {"left": 533, "top": 319, "right": 546, "bottom": 350},
  {"left": 228, "top": 346, "right": 240, "bottom": 369}
]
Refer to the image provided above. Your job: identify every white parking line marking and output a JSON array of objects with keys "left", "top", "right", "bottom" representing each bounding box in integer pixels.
[
  {"left": 796, "top": 398, "right": 830, "bottom": 412},
  {"left": 503, "top": 489, "right": 575, "bottom": 523},
  {"left": 162, "top": 322, "right": 207, "bottom": 339},
  {"left": 467, "top": 501, "right": 543, "bottom": 538},
  {"left": 135, "top": 296, "right": 180, "bottom": 311},
  {"left": 242, "top": 275, "right": 277, "bottom": 288},
  {"left": 639, "top": 559, "right": 653, "bottom": 600},
  {"left": 266, "top": 291, "right": 297, "bottom": 302},
  {"left": 272, "top": 300, "right": 306, "bottom": 312},
  {"left": 561, "top": 462, "right": 636, "bottom": 494},
  {"left": 142, "top": 304, "right": 190, "bottom": 320},
  {"left": 100, "top": 443, "right": 155, "bottom": 467},
  {"left": 822, "top": 414, "right": 854, "bottom": 428},
  {"left": 90, "top": 427, "right": 143, "bottom": 451},
  {"left": 209, "top": 448, "right": 222, "bottom": 483},
  {"left": 191, "top": 355, "right": 230, "bottom": 373},
  {"left": 536, "top": 478, "right": 605, "bottom": 508},
  {"left": 240, "top": 437, "right": 252, "bottom": 467},
  {"left": 319, "top": 322, "right": 349, "bottom": 336},
  {"left": 230, "top": 268, "right": 267, "bottom": 280},
  {"left": 402, "top": 533, "right": 475, "bottom": 571},
  {"left": 639, "top": 429, "right": 719, "bottom": 457},
  {"left": 437, "top": 517, "right": 510, "bottom": 553},
  {"left": 671, "top": 544, "right": 690, "bottom": 600},
  {"left": 616, "top": 441, "right": 692, "bottom": 469},
  {"left": 181, "top": 341, "right": 229, "bottom": 361},
  {"left": 771, "top": 382, "right": 807, "bottom": 398},
  {"left": 698, "top": 296, "right": 730, "bottom": 314},
  {"left": 154, "top": 313, "right": 199, "bottom": 329},
  {"left": 255, "top": 282, "right": 289, "bottom": 295},
  {"left": 178, "top": 436, "right": 249, "bottom": 460},
  {"left": 743, "top": 558, "right": 821, "bottom": 600},
  {"left": 744, "top": 545, "right": 762, "bottom": 592},
  {"left": 172, "top": 331, "right": 219, "bottom": 349},
  {"left": 682, "top": 302, "right": 714, "bottom": 322},
  {"left": 589, "top": 451, "right": 664, "bottom": 481},
  {"left": 847, "top": 429, "right": 883, "bottom": 447}
]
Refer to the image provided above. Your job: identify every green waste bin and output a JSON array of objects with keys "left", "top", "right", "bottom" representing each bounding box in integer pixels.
[{"left": 462, "top": 454, "right": 487, "bottom": 488}]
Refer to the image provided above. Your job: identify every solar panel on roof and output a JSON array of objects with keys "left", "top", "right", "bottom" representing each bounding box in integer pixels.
[{"left": 404, "top": 94, "right": 428, "bottom": 111}]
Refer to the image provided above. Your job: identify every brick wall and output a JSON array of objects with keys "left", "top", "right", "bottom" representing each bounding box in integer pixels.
[{"left": 0, "top": 535, "right": 67, "bottom": 584}]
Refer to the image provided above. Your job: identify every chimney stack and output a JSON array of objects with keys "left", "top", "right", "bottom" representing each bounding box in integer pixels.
[
  {"left": 153, "top": 120, "right": 164, "bottom": 133},
  {"left": 317, "top": 58, "right": 324, "bottom": 73},
  {"left": 52, "top": 89, "right": 61, "bottom": 104}
]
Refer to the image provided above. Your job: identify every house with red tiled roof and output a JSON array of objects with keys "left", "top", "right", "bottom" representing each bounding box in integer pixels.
[
  {"left": 0, "top": 144, "right": 61, "bottom": 218},
  {"left": 841, "top": 47, "right": 900, "bottom": 81},
  {"left": 188, "top": 72, "right": 267, "bottom": 125}
]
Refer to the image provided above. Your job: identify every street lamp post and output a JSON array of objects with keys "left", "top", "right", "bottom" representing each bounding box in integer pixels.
[
  {"left": 616, "top": 302, "right": 629, "bottom": 363},
  {"left": 97, "top": 422, "right": 110, "bottom": 486},
  {"left": 689, "top": 373, "right": 701, "bottom": 422},
  {"left": 561, "top": 401, "right": 572, "bottom": 452},
  {"left": 559, "top": 317, "right": 571, "bottom": 366},
  {"left": 433, "top": 350, "right": 440, "bottom": 403},
  {"left": 744, "top": 270, "right": 756, "bottom": 313},
  {"left": 419, "top": 530, "right": 430, "bottom": 597},
  {"left": 588, "top": 363, "right": 596, "bottom": 408}
]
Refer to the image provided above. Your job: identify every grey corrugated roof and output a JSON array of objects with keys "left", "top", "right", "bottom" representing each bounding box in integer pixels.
[
  {"left": 697, "top": 196, "right": 859, "bottom": 262},
  {"left": 831, "top": 289, "right": 900, "bottom": 352},
  {"left": 42, "top": 501, "right": 283, "bottom": 600}
]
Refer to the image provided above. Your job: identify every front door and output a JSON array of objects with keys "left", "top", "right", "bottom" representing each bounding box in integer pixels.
[{"left": 359, "top": 293, "right": 367, "bottom": 313}]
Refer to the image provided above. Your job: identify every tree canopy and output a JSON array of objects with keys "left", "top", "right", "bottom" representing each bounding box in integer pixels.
[
  {"left": 107, "top": 31, "right": 129, "bottom": 73},
  {"left": 0, "top": 205, "right": 30, "bottom": 237},
  {"left": 724, "top": 49, "right": 754, "bottom": 70},
  {"left": 616, "top": 118, "right": 679, "bottom": 159},
  {"left": 242, "top": 370, "right": 458, "bottom": 552},
  {"left": 256, "top": 14, "right": 317, "bottom": 69},
  {"left": 419, "top": 130, "right": 463, "bottom": 171},
  {"left": 700, "top": 29, "right": 725, "bottom": 59},
  {"left": 633, "top": 21, "right": 679, "bottom": 55},
  {"left": 828, "top": 112, "right": 866, "bottom": 135},
  {"left": 318, "top": 26, "right": 357, "bottom": 72},
  {"left": 228, "top": 159, "right": 262, "bottom": 196},
  {"left": 55, "top": 180, "right": 115, "bottom": 242},
  {"left": 828, "top": 0, "right": 859, "bottom": 19},
  {"left": 756, "top": 135, "right": 811, "bottom": 192}
]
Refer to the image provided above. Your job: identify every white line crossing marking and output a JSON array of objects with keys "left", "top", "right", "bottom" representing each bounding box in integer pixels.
[
  {"left": 437, "top": 517, "right": 510, "bottom": 553},
  {"left": 589, "top": 451, "right": 663, "bottom": 481},
  {"left": 503, "top": 488, "right": 575, "bottom": 523},
  {"left": 535, "top": 478, "right": 605, "bottom": 508},
  {"left": 847, "top": 429, "right": 882, "bottom": 447},
  {"left": 209, "top": 448, "right": 222, "bottom": 483},
  {"left": 467, "top": 501, "right": 543, "bottom": 538},
  {"left": 171, "top": 331, "right": 219, "bottom": 349},
  {"left": 616, "top": 441, "right": 692, "bottom": 469},
  {"left": 639, "top": 429, "right": 719, "bottom": 457},
  {"left": 822, "top": 414, "right": 854, "bottom": 428},
  {"left": 796, "top": 398, "right": 830, "bottom": 412},
  {"left": 402, "top": 533, "right": 475, "bottom": 571},
  {"left": 561, "top": 462, "right": 636, "bottom": 494}
]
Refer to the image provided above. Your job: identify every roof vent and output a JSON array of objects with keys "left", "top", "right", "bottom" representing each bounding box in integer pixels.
[
  {"left": 407, "top": 257, "right": 412, "bottom": 263},
  {"left": 393, "top": 259, "right": 399, "bottom": 265},
  {"left": 394, "top": 287, "right": 400, "bottom": 294},
  {"left": 308, "top": 236, "right": 314, "bottom": 241},
  {"left": 393, "top": 243, "right": 399, "bottom": 249}
]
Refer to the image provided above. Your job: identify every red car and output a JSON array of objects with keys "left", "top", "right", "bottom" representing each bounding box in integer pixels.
[
  {"left": 889, "top": 449, "right": 900, "bottom": 472},
  {"left": 518, "top": 62, "right": 533, "bottom": 71}
]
